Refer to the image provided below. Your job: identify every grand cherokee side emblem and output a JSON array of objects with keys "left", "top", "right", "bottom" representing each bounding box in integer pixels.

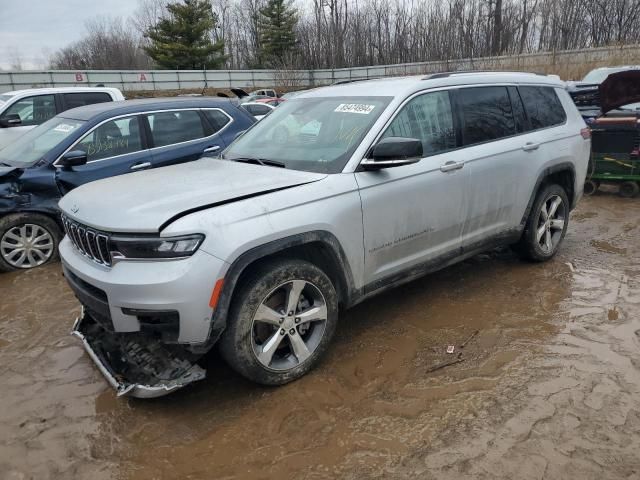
[{"left": 71, "top": 204, "right": 79, "bottom": 213}]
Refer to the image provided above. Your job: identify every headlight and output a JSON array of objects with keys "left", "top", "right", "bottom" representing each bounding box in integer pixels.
[{"left": 110, "top": 234, "right": 205, "bottom": 260}]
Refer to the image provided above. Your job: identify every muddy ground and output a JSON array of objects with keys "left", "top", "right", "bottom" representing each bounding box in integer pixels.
[{"left": 0, "top": 193, "right": 639, "bottom": 480}]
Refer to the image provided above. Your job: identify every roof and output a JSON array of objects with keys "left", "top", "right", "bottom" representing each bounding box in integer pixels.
[
  {"left": 58, "top": 96, "right": 235, "bottom": 121},
  {"left": 1, "top": 87, "right": 122, "bottom": 98},
  {"left": 298, "top": 71, "right": 565, "bottom": 99}
]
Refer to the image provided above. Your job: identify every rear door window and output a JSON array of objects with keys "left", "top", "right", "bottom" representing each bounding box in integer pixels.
[
  {"left": 203, "top": 109, "right": 232, "bottom": 133},
  {"left": 518, "top": 86, "right": 567, "bottom": 130},
  {"left": 73, "top": 116, "right": 143, "bottom": 161},
  {"left": 1, "top": 95, "right": 56, "bottom": 126},
  {"left": 146, "top": 110, "right": 206, "bottom": 147},
  {"left": 455, "top": 86, "right": 516, "bottom": 146},
  {"left": 62, "top": 92, "right": 112, "bottom": 110},
  {"left": 382, "top": 90, "right": 456, "bottom": 156}
]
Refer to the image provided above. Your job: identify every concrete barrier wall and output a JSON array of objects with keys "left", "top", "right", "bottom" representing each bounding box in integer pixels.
[{"left": 1, "top": 44, "right": 639, "bottom": 94}]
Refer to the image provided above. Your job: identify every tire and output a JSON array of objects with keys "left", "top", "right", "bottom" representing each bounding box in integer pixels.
[
  {"left": 0, "top": 213, "right": 62, "bottom": 272},
  {"left": 514, "top": 184, "right": 570, "bottom": 262},
  {"left": 619, "top": 181, "right": 640, "bottom": 198},
  {"left": 219, "top": 259, "right": 339, "bottom": 385},
  {"left": 583, "top": 179, "right": 599, "bottom": 196}
]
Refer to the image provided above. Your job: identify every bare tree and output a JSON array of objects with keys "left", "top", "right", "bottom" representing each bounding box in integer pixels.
[{"left": 50, "top": 16, "right": 152, "bottom": 70}]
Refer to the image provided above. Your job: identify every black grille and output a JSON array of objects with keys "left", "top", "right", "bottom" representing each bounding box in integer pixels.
[
  {"left": 62, "top": 215, "right": 112, "bottom": 266},
  {"left": 570, "top": 90, "right": 599, "bottom": 109}
]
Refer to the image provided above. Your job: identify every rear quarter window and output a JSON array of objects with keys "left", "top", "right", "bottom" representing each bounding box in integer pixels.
[
  {"left": 63, "top": 92, "right": 112, "bottom": 110},
  {"left": 518, "top": 86, "right": 567, "bottom": 130}
]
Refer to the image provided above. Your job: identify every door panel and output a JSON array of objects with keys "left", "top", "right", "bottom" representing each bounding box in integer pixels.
[
  {"left": 357, "top": 153, "right": 468, "bottom": 284},
  {"left": 453, "top": 86, "right": 525, "bottom": 247},
  {"left": 356, "top": 90, "right": 468, "bottom": 285},
  {"left": 55, "top": 115, "right": 150, "bottom": 194}
]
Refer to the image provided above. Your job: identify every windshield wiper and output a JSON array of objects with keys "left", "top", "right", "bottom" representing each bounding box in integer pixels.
[
  {"left": 231, "top": 156, "right": 286, "bottom": 168},
  {"left": 0, "top": 161, "right": 13, "bottom": 167}
]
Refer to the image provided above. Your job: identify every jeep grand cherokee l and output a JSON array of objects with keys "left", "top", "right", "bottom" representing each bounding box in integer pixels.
[{"left": 58, "top": 72, "right": 590, "bottom": 397}]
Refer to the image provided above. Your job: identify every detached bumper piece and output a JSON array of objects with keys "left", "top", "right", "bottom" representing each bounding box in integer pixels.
[{"left": 72, "top": 310, "right": 206, "bottom": 398}]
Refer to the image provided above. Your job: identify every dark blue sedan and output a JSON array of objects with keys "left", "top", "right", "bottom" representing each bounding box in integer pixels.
[{"left": 0, "top": 97, "right": 255, "bottom": 271}]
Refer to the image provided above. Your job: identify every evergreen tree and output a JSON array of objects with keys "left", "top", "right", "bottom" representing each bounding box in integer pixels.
[
  {"left": 258, "top": 0, "right": 298, "bottom": 66},
  {"left": 144, "top": 0, "right": 226, "bottom": 69}
]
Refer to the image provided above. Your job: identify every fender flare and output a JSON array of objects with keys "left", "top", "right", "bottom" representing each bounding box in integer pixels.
[{"left": 205, "top": 230, "right": 357, "bottom": 347}]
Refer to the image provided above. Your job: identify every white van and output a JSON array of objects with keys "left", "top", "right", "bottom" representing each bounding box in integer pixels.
[{"left": 0, "top": 87, "right": 124, "bottom": 149}]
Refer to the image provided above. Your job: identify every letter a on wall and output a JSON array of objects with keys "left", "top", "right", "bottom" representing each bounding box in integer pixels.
[{"left": 140, "top": 73, "right": 147, "bottom": 81}]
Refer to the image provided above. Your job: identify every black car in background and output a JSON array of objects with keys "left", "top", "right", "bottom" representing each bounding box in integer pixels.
[{"left": 0, "top": 97, "right": 255, "bottom": 271}]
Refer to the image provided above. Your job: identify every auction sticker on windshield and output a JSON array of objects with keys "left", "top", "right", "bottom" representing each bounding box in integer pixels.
[
  {"left": 334, "top": 104, "right": 376, "bottom": 114},
  {"left": 53, "top": 124, "right": 77, "bottom": 133}
]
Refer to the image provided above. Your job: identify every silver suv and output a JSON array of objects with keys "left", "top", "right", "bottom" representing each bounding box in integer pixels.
[{"left": 59, "top": 72, "right": 590, "bottom": 397}]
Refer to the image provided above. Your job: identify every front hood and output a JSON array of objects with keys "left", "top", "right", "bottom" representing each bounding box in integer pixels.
[
  {"left": 599, "top": 70, "right": 640, "bottom": 114},
  {"left": 59, "top": 158, "right": 326, "bottom": 233}
]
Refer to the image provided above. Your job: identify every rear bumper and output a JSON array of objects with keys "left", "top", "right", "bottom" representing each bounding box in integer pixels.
[{"left": 72, "top": 309, "right": 206, "bottom": 398}]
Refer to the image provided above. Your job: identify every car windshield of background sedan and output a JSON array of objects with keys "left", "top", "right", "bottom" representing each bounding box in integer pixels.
[
  {"left": 0, "top": 117, "right": 85, "bottom": 167},
  {"left": 223, "top": 96, "right": 392, "bottom": 173}
]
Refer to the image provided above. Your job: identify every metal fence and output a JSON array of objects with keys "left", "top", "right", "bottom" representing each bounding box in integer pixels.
[{"left": 1, "top": 44, "right": 639, "bottom": 94}]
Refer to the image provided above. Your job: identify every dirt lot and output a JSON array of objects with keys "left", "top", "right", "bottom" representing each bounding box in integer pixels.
[{"left": 0, "top": 193, "right": 639, "bottom": 480}]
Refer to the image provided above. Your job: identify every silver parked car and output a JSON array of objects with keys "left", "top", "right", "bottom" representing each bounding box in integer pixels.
[{"left": 58, "top": 72, "right": 591, "bottom": 397}]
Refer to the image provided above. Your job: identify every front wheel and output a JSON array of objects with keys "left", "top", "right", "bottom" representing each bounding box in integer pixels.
[
  {"left": 219, "top": 259, "right": 339, "bottom": 385},
  {"left": 514, "top": 184, "right": 569, "bottom": 262},
  {"left": 0, "top": 213, "right": 62, "bottom": 272}
]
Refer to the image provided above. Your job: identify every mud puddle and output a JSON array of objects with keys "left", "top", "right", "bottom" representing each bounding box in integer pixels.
[{"left": 0, "top": 194, "right": 638, "bottom": 480}]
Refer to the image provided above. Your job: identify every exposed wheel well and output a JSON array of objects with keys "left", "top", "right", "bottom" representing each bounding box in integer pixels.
[{"left": 234, "top": 241, "right": 351, "bottom": 308}]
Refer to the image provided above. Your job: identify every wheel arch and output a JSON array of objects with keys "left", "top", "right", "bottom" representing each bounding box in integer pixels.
[
  {"left": 520, "top": 162, "right": 577, "bottom": 228},
  {"left": 206, "top": 231, "right": 357, "bottom": 348}
]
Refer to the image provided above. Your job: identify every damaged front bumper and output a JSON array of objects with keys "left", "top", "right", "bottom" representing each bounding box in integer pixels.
[{"left": 72, "top": 309, "right": 206, "bottom": 399}]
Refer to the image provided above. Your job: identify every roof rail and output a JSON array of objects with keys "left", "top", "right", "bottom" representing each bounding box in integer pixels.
[
  {"left": 423, "top": 70, "right": 546, "bottom": 80},
  {"left": 332, "top": 77, "right": 380, "bottom": 86}
]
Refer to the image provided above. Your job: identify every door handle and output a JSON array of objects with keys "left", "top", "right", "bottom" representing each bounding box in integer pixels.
[
  {"left": 440, "top": 161, "right": 464, "bottom": 173},
  {"left": 522, "top": 142, "right": 540, "bottom": 152},
  {"left": 203, "top": 145, "right": 221, "bottom": 154},
  {"left": 130, "top": 162, "right": 151, "bottom": 171}
]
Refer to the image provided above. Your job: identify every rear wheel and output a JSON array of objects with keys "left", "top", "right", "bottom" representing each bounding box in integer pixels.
[
  {"left": 219, "top": 259, "right": 338, "bottom": 385},
  {"left": 619, "top": 181, "right": 640, "bottom": 198},
  {"left": 0, "top": 213, "right": 62, "bottom": 272},
  {"left": 583, "top": 179, "right": 599, "bottom": 196},
  {"left": 514, "top": 184, "right": 569, "bottom": 262}
]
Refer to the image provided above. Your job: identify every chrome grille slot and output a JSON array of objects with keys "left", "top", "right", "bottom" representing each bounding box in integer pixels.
[{"left": 62, "top": 215, "right": 112, "bottom": 267}]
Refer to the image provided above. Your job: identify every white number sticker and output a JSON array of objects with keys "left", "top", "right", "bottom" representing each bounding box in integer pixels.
[
  {"left": 53, "top": 124, "right": 76, "bottom": 133},
  {"left": 334, "top": 103, "right": 375, "bottom": 115}
]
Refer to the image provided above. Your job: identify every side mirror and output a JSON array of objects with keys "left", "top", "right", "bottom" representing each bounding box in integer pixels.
[
  {"left": 361, "top": 137, "right": 423, "bottom": 170},
  {"left": 0, "top": 114, "right": 22, "bottom": 128},
  {"left": 59, "top": 150, "right": 88, "bottom": 170}
]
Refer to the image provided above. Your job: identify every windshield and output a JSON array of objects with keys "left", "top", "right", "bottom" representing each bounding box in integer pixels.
[
  {"left": 582, "top": 68, "right": 632, "bottom": 84},
  {"left": 0, "top": 117, "right": 85, "bottom": 167},
  {"left": 224, "top": 96, "right": 392, "bottom": 173},
  {"left": 0, "top": 94, "right": 13, "bottom": 107}
]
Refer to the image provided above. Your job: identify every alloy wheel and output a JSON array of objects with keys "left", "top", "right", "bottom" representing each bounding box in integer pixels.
[
  {"left": 251, "top": 279, "right": 328, "bottom": 371},
  {"left": 0, "top": 224, "right": 54, "bottom": 269},
  {"left": 536, "top": 195, "right": 565, "bottom": 253}
]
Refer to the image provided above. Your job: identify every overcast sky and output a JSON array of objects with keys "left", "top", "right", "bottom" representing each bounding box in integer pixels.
[{"left": 0, "top": 0, "right": 139, "bottom": 69}]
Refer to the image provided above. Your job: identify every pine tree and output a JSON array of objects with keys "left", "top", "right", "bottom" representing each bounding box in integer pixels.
[
  {"left": 258, "top": 0, "right": 298, "bottom": 67},
  {"left": 144, "top": 0, "right": 226, "bottom": 69}
]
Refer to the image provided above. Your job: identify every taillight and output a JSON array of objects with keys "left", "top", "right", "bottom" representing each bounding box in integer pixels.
[{"left": 580, "top": 127, "right": 591, "bottom": 140}]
